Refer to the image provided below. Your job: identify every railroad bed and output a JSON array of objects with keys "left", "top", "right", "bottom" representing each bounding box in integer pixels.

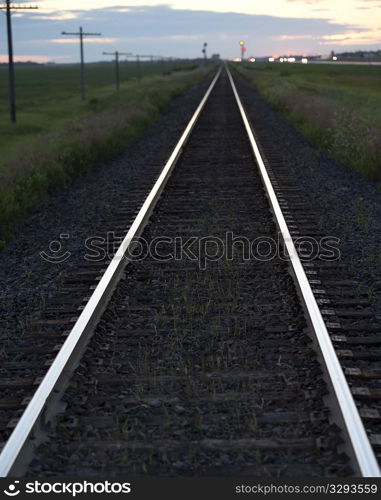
[{"left": 0, "top": 67, "right": 380, "bottom": 477}]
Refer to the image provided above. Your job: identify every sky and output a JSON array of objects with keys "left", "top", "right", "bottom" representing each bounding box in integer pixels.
[{"left": 0, "top": 0, "right": 380, "bottom": 63}]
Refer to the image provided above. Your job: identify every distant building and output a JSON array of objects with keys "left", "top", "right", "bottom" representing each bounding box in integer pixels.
[{"left": 211, "top": 54, "right": 220, "bottom": 60}]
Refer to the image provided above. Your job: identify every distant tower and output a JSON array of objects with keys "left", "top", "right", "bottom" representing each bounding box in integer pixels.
[{"left": 239, "top": 40, "right": 246, "bottom": 61}]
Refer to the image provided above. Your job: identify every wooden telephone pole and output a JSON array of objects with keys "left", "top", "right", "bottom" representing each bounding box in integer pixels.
[
  {"left": 62, "top": 27, "right": 101, "bottom": 100},
  {"left": 103, "top": 51, "right": 132, "bottom": 90},
  {"left": 0, "top": 1, "right": 38, "bottom": 123}
]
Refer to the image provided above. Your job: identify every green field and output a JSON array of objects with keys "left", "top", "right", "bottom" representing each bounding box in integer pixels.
[
  {"left": 0, "top": 61, "right": 212, "bottom": 248},
  {"left": 0, "top": 60, "right": 194, "bottom": 159},
  {"left": 233, "top": 62, "right": 381, "bottom": 180}
]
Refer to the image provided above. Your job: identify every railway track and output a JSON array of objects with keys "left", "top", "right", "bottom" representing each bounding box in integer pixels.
[{"left": 0, "top": 65, "right": 380, "bottom": 477}]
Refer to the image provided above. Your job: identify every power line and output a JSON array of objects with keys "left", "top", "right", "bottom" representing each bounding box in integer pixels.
[
  {"left": 102, "top": 51, "right": 132, "bottom": 90},
  {"left": 128, "top": 54, "right": 168, "bottom": 80},
  {"left": 138, "top": 55, "right": 164, "bottom": 62},
  {"left": 0, "top": 1, "right": 38, "bottom": 123},
  {"left": 62, "top": 26, "right": 101, "bottom": 100}
]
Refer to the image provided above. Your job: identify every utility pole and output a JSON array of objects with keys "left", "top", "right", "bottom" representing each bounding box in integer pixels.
[
  {"left": 0, "top": 1, "right": 38, "bottom": 123},
  {"left": 136, "top": 54, "right": 141, "bottom": 81},
  {"left": 137, "top": 55, "right": 168, "bottom": 73},
  {"left": 62, "top": 26, "right": 101, "bottom": 100},
  {"left": 103, "top": 51, "right": 132, "bottom": 90},
  {"left": 126, "top": 55, "right": 165, "bottom": 81}
]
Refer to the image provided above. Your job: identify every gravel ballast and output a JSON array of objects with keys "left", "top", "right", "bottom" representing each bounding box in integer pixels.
[
  {"left": 27, "top": 73, "right": 348, "bottom": 477},
  {"left": 1, "top": 69, "right": 380, "bottom": 475},
  {"left": 2, "top": 71, "right": 379, "bottom": 342},
  {"left": 0, "top": 75, "right": 214, "bottom": 345},
  {"left": 234, "top": 73, "right": 381, "bottom": 320}
]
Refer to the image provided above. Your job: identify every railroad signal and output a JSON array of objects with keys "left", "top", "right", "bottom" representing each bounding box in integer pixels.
[
  {"left": 0, "top": 1, "right": 38, "bottom": 123},
  {"left": 62, "top": 27, "right": 101, "bottom": 100},
  {"left": 202, "top": 42, "right": 208, "bottom": 59},
  {"left": 103, "top": 51, "right": 132, "bottom": 90}
]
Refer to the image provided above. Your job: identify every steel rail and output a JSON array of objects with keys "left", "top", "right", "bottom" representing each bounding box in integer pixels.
[
  {"left": 0, "top": 67, "right": 222, "bottom": 477},
  {"left": 226, "top": 65, "right": 380, "bottom": 478}
]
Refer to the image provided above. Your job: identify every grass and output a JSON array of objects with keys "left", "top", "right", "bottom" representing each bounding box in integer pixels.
[
  {"left": 232, "top": 62, "right": 381, "bottom": 180},
  {"left": 0, "top": 61, "right": 212, "bottom": 248}
]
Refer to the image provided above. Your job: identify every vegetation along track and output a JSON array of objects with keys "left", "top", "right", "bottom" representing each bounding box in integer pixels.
[{"left": 0, "top": 66, "right": 380, "bottom": 477}]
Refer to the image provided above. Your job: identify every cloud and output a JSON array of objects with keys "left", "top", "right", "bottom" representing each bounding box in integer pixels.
[
  {"left": 67, "top": 4, "right": 359, "bottom": 39},
  {"left": 287, "top": 0, "right": 380, "bottom": 5},
  {"left": 0, "top": 4, "right": 377, "bottom": 62},
  {"left": 32, "top": 13, "right": 79, "bottom": 21},
  {"left": 356, "top": 0, "right": 381, "bottom": 5},
  {"left": 319, "top": 28, "right": 381, "bottom": 45},
  {"left": 0, "top": 54, "right": 60, "bottom": 63},
  {"left": 51, "top": 37, "right": 118, "bottom": 44},
  {"left": 286, "top": 0, "right": 322, "bottom": 3},
  {"left": 168, "top": 34, "right": 204, "bottom": 40},
  {"left": 275, "top": 34, "right": 315, "bottom": 40}
]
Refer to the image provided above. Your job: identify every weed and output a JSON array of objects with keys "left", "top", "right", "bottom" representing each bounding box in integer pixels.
[
  {"left": 233, "top": 62, "right": 381, "bottom": 180},
  {"left": 0, "top": 64, "right": 214, "bottom": 246}
]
